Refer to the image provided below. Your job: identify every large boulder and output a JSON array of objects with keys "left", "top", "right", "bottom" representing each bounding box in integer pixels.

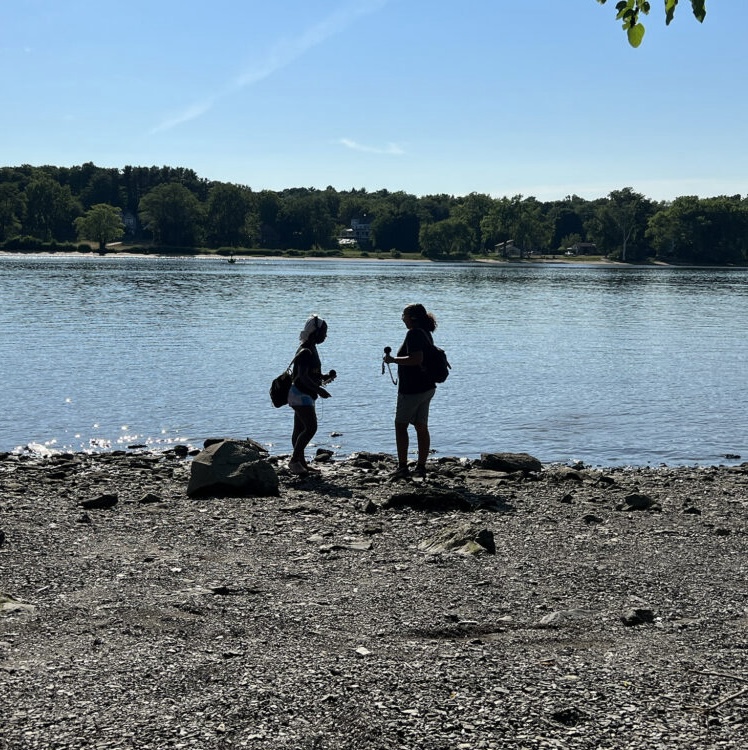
[
  {"left": 187, "top": 439, "right": 279, "bottom": 497},
  {"left": 479, "top": 452, "right": 542, "bottom": 475}
]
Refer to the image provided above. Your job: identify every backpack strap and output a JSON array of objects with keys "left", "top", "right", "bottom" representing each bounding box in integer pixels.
[{"left": 413, "top": 328, "right": 434, "bottom": 351}]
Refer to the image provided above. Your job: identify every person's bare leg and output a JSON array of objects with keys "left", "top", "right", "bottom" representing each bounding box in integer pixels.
[
  {"left": 395, "top": 421, "right": 409, "bottom": 469},
  {"left": 291, "top": 406, "right": 317, "bottom": 464},
  {"left": 414, "top": 422, "right": 430, "bottom": 467}
]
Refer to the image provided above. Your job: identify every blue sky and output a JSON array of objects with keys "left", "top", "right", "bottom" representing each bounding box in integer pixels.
[{"left": 2, "top": 1, "right": 745, "bottom": 202}]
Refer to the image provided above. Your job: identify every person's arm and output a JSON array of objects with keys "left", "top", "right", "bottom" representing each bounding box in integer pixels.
[
  {"left": 385, "top": 330, "right": 425, "bottom": 366},
  {"left": 295, "top": 354, "right": 331, "bottom": 398},
  {"left": 386, "top": 349, "right": 423, "bottom": 367}
]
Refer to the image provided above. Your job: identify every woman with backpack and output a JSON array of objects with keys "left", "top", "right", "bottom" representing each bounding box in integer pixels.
[
  {"left": 383, "top": 303, "right": 438, "bottom": 480},
  {"left": 287, "top": 314, "right": 335, "bottom": 476}
]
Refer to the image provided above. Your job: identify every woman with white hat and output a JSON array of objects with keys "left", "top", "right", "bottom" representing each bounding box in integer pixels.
[{"left": 287, "top": 314, "right": 335, "bottom": 475}]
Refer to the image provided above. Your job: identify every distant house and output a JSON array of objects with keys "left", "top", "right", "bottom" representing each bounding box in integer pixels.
[
  {"left": 494, "top": 239, "right": 521, "bottom": 258},
  {"left": 350, "top": 217, "right": 371, "bottom": 244},
  {"left": 339, "top": 217, "right": 372, "bottom": 248},
  {"left": 121, "top": 210, "right": 138, "bottom": 237}
]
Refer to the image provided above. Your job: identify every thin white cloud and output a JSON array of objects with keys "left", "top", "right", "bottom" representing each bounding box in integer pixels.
[
  {"left": 151, "top": 0, "right": 389, "bottom": 134},
  {"left": 151, "top": 99, "right": 217, "bottom": 134},
  {"left": 339, "top": 138, "right": 404, "bottom": 155}
]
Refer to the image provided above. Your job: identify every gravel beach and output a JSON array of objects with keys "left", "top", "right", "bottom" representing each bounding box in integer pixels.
[{"left": 1, "top": 446, "right": 747, "bottom": 749}]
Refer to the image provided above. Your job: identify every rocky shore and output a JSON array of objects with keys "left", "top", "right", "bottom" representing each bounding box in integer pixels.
[{"left": 1, "top": 444, "right": 747, "bottom": 749}]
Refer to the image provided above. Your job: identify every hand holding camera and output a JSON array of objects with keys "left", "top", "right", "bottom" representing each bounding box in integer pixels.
[{"left": 382, "top": 346, "right": 397, "bottom": 384}]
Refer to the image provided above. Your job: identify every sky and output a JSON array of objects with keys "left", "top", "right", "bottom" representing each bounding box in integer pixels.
[{"left": 1, "top": 1, "right": 746, "bottom": 202}]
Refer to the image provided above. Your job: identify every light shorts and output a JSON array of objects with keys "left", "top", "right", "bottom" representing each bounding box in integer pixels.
[
  {"left": 395, "top": 388, "right": 436, "bottom": 425},
  {"left": 288, "top": 384, "right": 315, "bottom": 407}
]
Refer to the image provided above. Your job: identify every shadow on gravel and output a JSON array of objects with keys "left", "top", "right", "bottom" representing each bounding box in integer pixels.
[{"left": 384, "top": 487, "right": 516, "bottom": 513}]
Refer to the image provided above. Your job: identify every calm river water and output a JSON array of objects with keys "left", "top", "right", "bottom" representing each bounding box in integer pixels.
[{"left": 1, "top": 255, "right": 747, "bottom": 467}]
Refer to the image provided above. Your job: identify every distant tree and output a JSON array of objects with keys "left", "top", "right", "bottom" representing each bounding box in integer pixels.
[
  {"left": 418, "top": 194, "right": 456, "bottom": 224},
  {"left": 452, "top": 193, "right": 495, "bottom": 253},
  {"left": 480, "top": 195, "right": 550, "bottom": 254},
  {"left": 480, "top": 197, "right": 514, "bottom": 250},
  {"left": 23, "top": 175, "right": 80, "bottom": 241},
  {"left": 74, "top": 204, "right": 125, "bottom": 252},
  {"left": 138, "top": 183, "right": 204, "bottom": 247},
  {"left": 590, "top": 188, "right": 654, "bottom": 261},
  {"left": 597, "top": 0, "right": 706, "bottom": 48},
  {"left": 369, "top": 192, "right": 421, "bottom": 253},
  {"left": 338, "top": 194, "right": 374, "bottom": 228},
  {"left": 276, "top": 192, "right": 335, "bottom": 251},
  {"left": 0, "top": 183, "right": 25, "bottom": 241},
  {"left": 251, "top": 190, "right": 282, "bottom": 248},
  {"left": 547, "top": 201, "right": 587, "bottom": 251},
  {"left": 205, "top": 183, "right": 252, "bottom": 248},
  {"left": 80, "top": 169, "right": 123, "bottom": 210},
  {"left": 419, "top": 219, "right": 474, "bottom": 258},
  {"left": 647, "top": 195, "right": 748, "bottom": 264}
]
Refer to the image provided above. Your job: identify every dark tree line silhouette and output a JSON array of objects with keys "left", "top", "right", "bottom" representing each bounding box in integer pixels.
[{"left": 1, "top": 163, "right": 746, "bottom": 264}]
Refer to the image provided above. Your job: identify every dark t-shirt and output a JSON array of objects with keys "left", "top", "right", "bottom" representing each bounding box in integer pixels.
[
  {"left": 397, "top": 328, "right": 436, "bottom": 394},
  {"left": 293, "top": 345, "right": 322, "bottom": 398}
]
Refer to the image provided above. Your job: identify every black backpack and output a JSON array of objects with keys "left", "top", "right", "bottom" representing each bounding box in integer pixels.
[{"left": 418, "top": 331, "right": 451, "bottom": 383}]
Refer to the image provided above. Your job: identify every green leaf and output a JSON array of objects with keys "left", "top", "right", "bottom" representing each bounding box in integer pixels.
[
  {"left": 691, "top": 0, "right": 706, "bottom": 23},
  {"left": 627, "top": 22, "right": 646, "bottom": 47}
]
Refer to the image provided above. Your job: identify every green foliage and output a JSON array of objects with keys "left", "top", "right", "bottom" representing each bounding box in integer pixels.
[
  {"left": 1, "top": 162, "right": 747, "bottom": 265},
  {"left": 0, "top": 183, "right": 25, "bottom": 241},
  {"left": 419, "top": 219, "right": 474, "bottom": 258},
  {"left": 74, "top": 203, "right": 125, "bottom": 251},
  {"left": 205, "top": 183, "right": 252, "bottom": 248},
  {"left": 646, "top": 195, "right": 748, "bottom": 264},
  {"left": 139, "top": 183, "right": 204, "bottom": 247},
  {"left": 23, "top": 175, "right": 80, "bottom": 241},
  {"left": 558, "top": 233, "right": 584, "bottom": 252},
  {"left": 0, "top": 235, "right": 80, "bottom": 252},
  {"left": 597, "top": 0, "right": 706, "bottom": 47},
  {"left": 588, "top": 188, "right": 655, "bottom": 261}
]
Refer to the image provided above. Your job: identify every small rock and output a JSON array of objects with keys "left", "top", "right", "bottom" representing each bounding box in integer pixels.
[
  {"left": 138, "top": 492, "right": 163, "bottom": 504},
  {"left": 418, "top": 523, "right": 495, "bottom": 555},
  {"left": 78, "top": 493, "right": 118, "bottom": 510},
  {"left": 621, "top": 608, "right": 655, "bottom": 626},
  {"left": 623, "top": 492, "right": 654, "bottom": 511},
  {"left": 479, "top": 452, "right": 542, "bottom": 475}
]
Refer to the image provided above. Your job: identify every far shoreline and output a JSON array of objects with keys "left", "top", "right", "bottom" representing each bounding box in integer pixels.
[{"left": 1, "top": 249, "right": 746, "bottom": 270}]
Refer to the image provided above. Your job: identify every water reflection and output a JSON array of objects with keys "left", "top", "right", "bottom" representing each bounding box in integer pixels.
[{"left": 1, "top": 255, "right": 746, "bottom": 466}]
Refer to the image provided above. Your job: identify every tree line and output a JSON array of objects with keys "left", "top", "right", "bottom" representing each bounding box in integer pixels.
[{"left": 1, "top": 163, "right": 746, "bottom": 264}]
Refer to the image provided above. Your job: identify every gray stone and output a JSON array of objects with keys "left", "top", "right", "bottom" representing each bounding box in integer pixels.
[
  {"left": 479, "top": 452, "right": 542, "bottom": 474},
  {"left": 624, "top": 492, "right": 655, "bottom": 511},
  {"left": 418, "top": 523, "right": 495, "bottom": 556},
  {"left": 621, "top": 607, "right": 655, "bottom": 626},
  {"left": 186, "top": 439, "right": 279, "bottom": 497},
  {"left": 78, "top": 493, "right": 118, "bottom": 510}
]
